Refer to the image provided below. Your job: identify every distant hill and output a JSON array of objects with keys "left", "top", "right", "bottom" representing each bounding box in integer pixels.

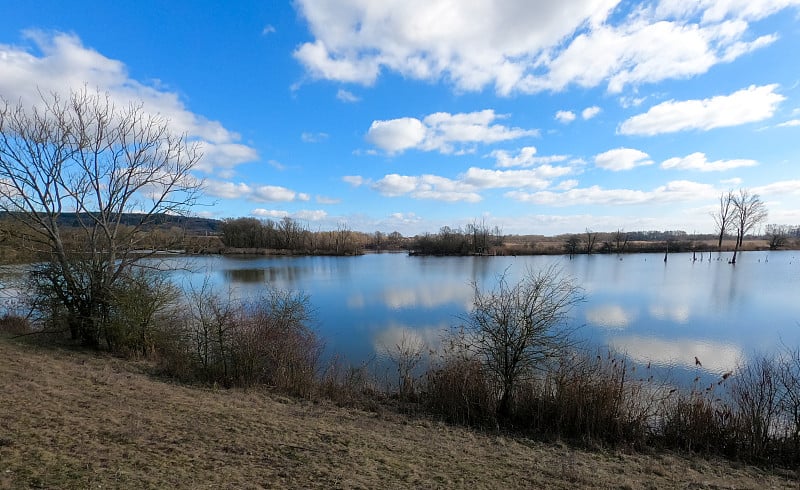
[{"left": 0, "top": 212, "right": 222, "bottom": 235}]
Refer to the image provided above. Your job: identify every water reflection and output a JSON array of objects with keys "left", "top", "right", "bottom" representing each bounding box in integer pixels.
[
  {"left": 585, "top": 304, "right": 636, "bottom": 330},
  {"left": 609, "top": 335, "right": 743, "bottom": 375},
  {"left": 347, "top": 293, "right": 366, "bottom": 309},
  {"left": 223, "top": 268, "right": 266, "bottom": 283},
  {"left": 648, "top": 304, "right": 691, "bottom": 324},
  {"left": 4, "top": 251, "right": 793, "bottom": 388},
  {"left": 381, "top": 283, "right": 471, "bottom": 310},
  {"left": 372, "top": 323, "right": 446, "bottom": 359}
]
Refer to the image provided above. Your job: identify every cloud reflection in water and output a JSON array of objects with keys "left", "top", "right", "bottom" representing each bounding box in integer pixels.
[
  {"left": 381, "top": 283, "right": 471, "bottom": 310},
  {"left": 609, "top": 335, "right": 742, "bottom": 375},
  {"left": 648, "top": 304, "right": 691, "bottom": 324},
  {"left": 585, "top": 304, "right": 636, "bottom": 330},
  {"left": 372, "top": 323, "right": 447, "bottom": 359}
]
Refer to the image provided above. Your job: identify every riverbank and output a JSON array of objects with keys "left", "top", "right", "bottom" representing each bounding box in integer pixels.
[{"left": 1, "top": 335, "right": 797, "bottom": 489}]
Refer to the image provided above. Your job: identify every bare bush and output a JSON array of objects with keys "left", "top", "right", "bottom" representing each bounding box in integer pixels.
[
  {"left": 731, "top": 356, "right": 781, "bottom": 459},
  {"left": 380, "top": 330, "right": 427, "bottom": 400},
  {"left": 0, "top": 314, "right": 31, "bottom": 335},
  {"left": 318, "top": 355, "right": 379, "bottom": 408},
  {"left": 105, "top": 268, "right": 180, "bottom": 357},
  {"left": 777, "top": 346, "right": 800, "bottom": 460},
  {"left": 511, "top": 351, "right": 663, "bottom": 446},
  {"left": 231, "top": 289, "right": 321, "bottom": 395},
  {"left": 169, "top": 283, "right": 321, "bottom": 394},
  {"left": 424, "top": 356, "right": 496, "bottom": 427},
  {"left": 461, "top": 265, "right": 583, "bottom": 417},
  {"left": 658, "top": 382, "right": 733, "bottom": 454}
]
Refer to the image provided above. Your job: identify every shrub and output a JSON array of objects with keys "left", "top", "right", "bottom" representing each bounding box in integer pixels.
[
  {"left": 0, "top": 313, "right": 31, "bottom": 335},
  {"left": 461, "top": 265, "right": 583, "bottom": 418},
  {"left": 229, "top": 289, "right": 321, "bottom": 395},
  {"left": 317, "top": 355, "right": 380, "bottom": 408},
  {"left": 658, "top": 389, "right": 733, "bottom": 454},
  {"left": 104, "top": 268, "right": 181, "bottom": 357},
  {"left": 511, "top": 352, "right": 659, "bottom": 446},
  {"left": 164, "top": 283, "right": 321, "bottom": 395},
  {"left": 424, "top": 355, "right": 496, "bottom": 427}
]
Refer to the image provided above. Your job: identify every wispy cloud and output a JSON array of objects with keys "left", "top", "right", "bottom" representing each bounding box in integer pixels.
[
  {"left": 251, "top": 208, "right": 329, "bottom": 221},
  {"left": 316, "top": 195, "right": 341, "bottom": 204},
  {"left": 776, "top": 119, "right": 800, "bottom": 127},
  {"left": 506, "top": 180, "right": 716, "bottom": 207},
  {"left": 336, "top": 88, "right": 360, "bottom": 102},
  {"left": 301, "top": 131, "right": 329, "bottom": 143},
  {"left": 490, "top": 147, "right": 569, "bottom": 168},
  {"left": 661, "top": 152, "right": 758, "bottom": 172},
  {"left": 369, "top": 163, "right": 572, "bottom": 203}
]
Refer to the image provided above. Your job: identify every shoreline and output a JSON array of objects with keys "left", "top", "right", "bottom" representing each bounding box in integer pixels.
[{"left": 1, "top": 335, "right": 798, "bottom": 489}]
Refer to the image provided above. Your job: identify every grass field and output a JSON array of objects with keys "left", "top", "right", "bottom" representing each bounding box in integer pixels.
[{"left": 1, "top": 335, "right": 798, "bottom": 489}]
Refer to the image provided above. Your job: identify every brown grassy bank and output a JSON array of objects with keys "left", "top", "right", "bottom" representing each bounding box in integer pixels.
[{"left": 1, "top": 335, "right": 798, "bottom": 489}]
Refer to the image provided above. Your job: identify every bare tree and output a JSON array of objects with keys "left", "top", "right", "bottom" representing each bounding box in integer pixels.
[
  {"left": 711, "top": 191, "right": 735, "bottom": 251},
  {"left": 612, "top": 228, "right": 629, "bottom": 254},
  {"left": 730, "top": 189, "right": 768, "bottom": 264},
  {"left": 0, "top": 88, "right": 202, "bottom": 347},
  {"left": 765, "top": 224, "right": 789, "bottom": 250},
  {"left": 584, "top": 228, "right": 598, "bottom": 254},
  {"left": 564, "top": 235, "right": 582, "bottom": 257},
  {"left": 462, "top": 265, "right": 584, "bottom": 417}
]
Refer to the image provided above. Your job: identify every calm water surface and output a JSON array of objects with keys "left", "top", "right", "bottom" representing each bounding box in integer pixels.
[{"left": 165, "top": 251, "right": 800, "bottom": 380}]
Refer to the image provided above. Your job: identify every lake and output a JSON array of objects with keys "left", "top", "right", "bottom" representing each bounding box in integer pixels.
[{"left": 162, "top": 250, "right": 800, "bottom": 382}]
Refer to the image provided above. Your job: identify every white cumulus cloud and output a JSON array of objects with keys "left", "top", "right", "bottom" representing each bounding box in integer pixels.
[
  {"left": 368, "top": 161, "right": 573, "bottom": 202},
  {"left": 293, "top": 1, "right": 794, "bottom": 95},
  {"left": 462, "top": 166, "right": 571, "bottom": 189},
  {"left": 555, "top": 110, "right": 577, "bottom": 123},
  {"left": 582, "top": 105, "right": 602, "bottom": 119},
  {"left": 0, "top": 31, "right": 258, "bottom": 175},
  {"left": 619, "top": 84, "right": 786, "bottom": 135},
  {"left": 205, "top": 180, "right": 310, "bottom": 203},
  {"left": 372, "top": 174, "right": 482, "bottom": 202},
  {"left": 594, "top": 148, "right": 653, "bottom": 171},
  {"left": 366, "top": 118, "right": 427, "bottom": 154},
  {"left": 366, "top": 110, "right": 537, "bottom": 154}
]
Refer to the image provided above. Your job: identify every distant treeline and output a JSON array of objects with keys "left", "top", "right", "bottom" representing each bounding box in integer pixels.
[
  {"left": 219, "top": 217, "right": 371, "bottom": 255},
  {"left": 407, "top": 222, "right": 504, "bottom": 256},
  {"left": 3, "top": 211, "right": 798, "bottom": 263}
]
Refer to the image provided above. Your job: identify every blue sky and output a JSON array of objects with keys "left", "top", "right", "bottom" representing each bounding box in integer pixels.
[{"left": 2, "top": 0, "right": 799, "bottom": 235}]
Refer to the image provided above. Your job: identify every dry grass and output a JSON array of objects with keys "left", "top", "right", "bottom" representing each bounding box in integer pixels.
[{"left": 1, "top": 335, "right": 798, "bottom": 489}]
